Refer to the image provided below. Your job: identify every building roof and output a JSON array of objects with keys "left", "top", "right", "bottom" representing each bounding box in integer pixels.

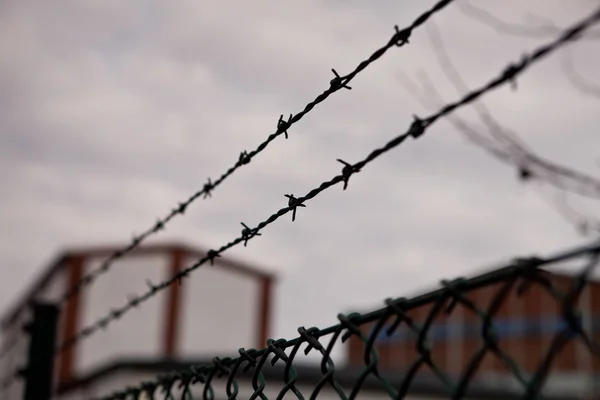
[
  {"left": 57, "top": 357, "right": 584, "bottom": 400},
  {"left": 0, "top": 241, "right": 276, "bottom": 329}
]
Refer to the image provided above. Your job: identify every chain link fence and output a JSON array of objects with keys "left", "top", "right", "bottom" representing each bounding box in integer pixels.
[{"left": 92, "top": 241, "right": 600, "bottom": 400}]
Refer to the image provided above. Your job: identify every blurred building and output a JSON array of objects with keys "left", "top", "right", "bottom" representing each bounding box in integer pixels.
[
  {"left": 347, "top": 270, "right": 600, "bottom": 398},
  {"left": 1, "top": 245, "right": 596, "bottom": 399},
  {"left": 0, "top": 242, "right": 275, "bottom": 399}
]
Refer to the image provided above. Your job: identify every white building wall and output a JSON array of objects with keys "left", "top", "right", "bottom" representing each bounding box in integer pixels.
[
  {"left": 178, "top": 256, "right": 261, "bottom": 357},
  {"left": 38, "top": 266, "right": 68, "bottom": 305},
  {"left": 76, "top": 254, "right": 168, "bottom": 377}
]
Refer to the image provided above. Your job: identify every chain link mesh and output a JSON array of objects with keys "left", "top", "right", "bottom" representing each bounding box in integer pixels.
[{"left": 96, "top": 242, "right": 600, "bottom": 400}]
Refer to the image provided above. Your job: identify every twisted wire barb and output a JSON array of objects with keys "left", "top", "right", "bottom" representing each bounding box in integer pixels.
[
  {"left": 56, "top": 0, "right": 457, "bottom": 307},
  {"left": 94, "top": 240, "right": 600, "bottom": 400},
  {"left": 57, "top": 6, "right": 600, "bottom": 354}
]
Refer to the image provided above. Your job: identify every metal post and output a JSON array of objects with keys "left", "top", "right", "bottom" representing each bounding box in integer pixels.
[{"left": 21, "top": 302, "right": 59, "bottom": 400}]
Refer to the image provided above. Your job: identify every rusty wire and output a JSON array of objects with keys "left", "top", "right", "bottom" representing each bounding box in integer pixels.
[
  {"left": 56, "top": 5, "right": 600, "bottom": 356},
  {"left": 54, "top": 0, "right": 456, "bottom": 308},
  {"left": 94, "top": 240, "right": 600, "bottom": 400}
]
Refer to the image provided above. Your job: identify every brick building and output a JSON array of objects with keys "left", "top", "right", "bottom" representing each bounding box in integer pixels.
[{"left": 347, "top": 270, "right": 600, "bottom": 397}]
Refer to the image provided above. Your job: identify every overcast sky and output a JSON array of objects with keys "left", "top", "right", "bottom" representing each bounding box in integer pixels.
[{"left": 1, "top": 0, "right": 599, "bottom": 360}]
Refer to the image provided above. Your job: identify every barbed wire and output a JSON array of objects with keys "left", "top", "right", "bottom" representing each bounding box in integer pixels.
[
  {"left": 396, "top": 18, "right": 600, "bottom": 234},
  {"left": 94, "top": 240, "right": 600, "bottom": 400},
  {"left": 561, "top": 43, "right": 600, "bottom": 99},
  {"left": 400, "top": 68, "right": 600, "bottom": 235},
  {"left": 542, "top": 188, "right": 600, "bottom": 236},
  {"left": 458, "top": 0, "right": 600, "bottom": 40},
  {"left": 458, "top": 0, "right": 600, "bottom": 100},
  {"left": 54, "top": 0, "right": 457, "bottom": 308},
  {"left": 57, "top": 5, "right": 600, "bottom": 354}
]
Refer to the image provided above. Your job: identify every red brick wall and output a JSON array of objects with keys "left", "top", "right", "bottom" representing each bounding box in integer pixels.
[{"left": 346, "top": 274, "right": 600, "bottom": 378}]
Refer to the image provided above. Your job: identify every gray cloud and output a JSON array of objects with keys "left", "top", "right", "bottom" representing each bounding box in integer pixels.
[{"left": 1, "top": 0, "right": 599, "bottom": 367}]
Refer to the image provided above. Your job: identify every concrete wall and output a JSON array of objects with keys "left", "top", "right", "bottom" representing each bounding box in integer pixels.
[
  {"left": 75, "top": 254, "right": 169, "bottom": 377},
  {"left": 178, "top": 255, "right": 262, "bottom": 357}
]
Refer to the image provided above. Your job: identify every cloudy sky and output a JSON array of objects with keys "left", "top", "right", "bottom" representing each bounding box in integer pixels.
[{"left": 1, "top": 0, "right": 599, "bottom": 359}]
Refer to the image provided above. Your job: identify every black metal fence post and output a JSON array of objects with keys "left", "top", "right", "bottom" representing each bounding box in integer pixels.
[{"left": 20, "top": 302, "right": 59, "bottom": 400}]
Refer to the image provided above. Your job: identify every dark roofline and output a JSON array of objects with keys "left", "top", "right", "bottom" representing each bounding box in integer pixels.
[
  {"left": 57, "top": 357, "right": 583, "bottom": 400},
  {"left": 350, "top": 261, "right": 600, "bottom": 316},
  {"left": 0, "top": 241, "right": 276, "bottom": 329}
]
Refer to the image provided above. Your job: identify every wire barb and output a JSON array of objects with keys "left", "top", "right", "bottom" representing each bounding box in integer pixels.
[
  {"left": 284, "top": 194, "right": 306, "bottom": 222},
  {"left": 278, "top": 114, "right": 293, "bottom": 139},
  {"left": 206, "top": 250, "right": 221, "bottom": 265},
  {"left": 392, "top": 25, "right": 412, "bottom": 46},
  {"left": 203, "top": 178, "right": 214, "bottom": 199},
  {"left": 330, "top": 69, "right": 352, "bottom": 91},
  {"left": 502, "top": 57, "right": 528, "bottom": 90},
  {"left": 336, "top": 159, "right": 361, "bottom": 191},
  {"left": 408, "top": 115, "right": 427, "bottom": 139},
  {"left": 238, "top": 151, "right": 251, "bottom": 166},
  {"left": 241, "top": 222, "right": 262, "bottom": 247},
  {"left": 518, "top": 165, "right": 533, "bottom": 181}
]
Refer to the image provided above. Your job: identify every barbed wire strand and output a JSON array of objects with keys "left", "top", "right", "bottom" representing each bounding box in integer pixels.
[
  {"left": 57, "top": 5, "right": 600, "bottom": 355},
  {"left": 561, "top": 44, "right": 600, "bottom": 98},
  {"left": 458, "top": 0, "right": 600, "bottom": 99},
  {"left": 423, "top": 19, "right": 533, "bottom": 153},
  {"left": 410, "top": 66, "right": 600, "bottom": 201},
  {"left": 543, "top": 187, "right": 600, "bottom": 235},
  {"left": 398, "top": 18, "right": 600, "bottom": 235},
  {"left": 55, "top": 0, "right": 457, "bottom": 307},
  {"left": 424, "top": 18, "right": 600, "bottom": 200},
  {"left": 94, "top": 240, "right": 600, "bottom": 400},
  {"left": 458, "top": 0, "right": 600, "bottom": 40},
  {"left": 399, "top": 70, "right": 600, "bottom": 235}
]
